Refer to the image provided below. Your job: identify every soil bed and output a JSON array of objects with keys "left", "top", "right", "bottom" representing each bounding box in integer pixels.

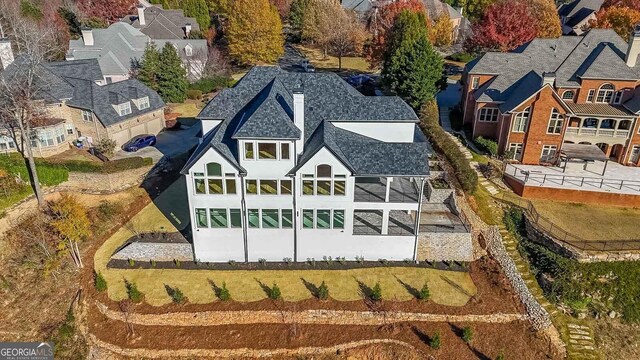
[{"left": 107, "top": 258, "right": 470, "bottom": 271}]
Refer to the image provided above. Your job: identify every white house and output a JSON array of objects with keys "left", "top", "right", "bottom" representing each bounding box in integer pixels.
[{"left": 181, "top": 66, "right": 432, "bottom": 263}]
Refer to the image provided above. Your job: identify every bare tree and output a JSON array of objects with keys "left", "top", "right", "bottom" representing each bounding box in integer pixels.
[
  {"left": 324, "top": 9, "right": 367, "bottom": 71},
  {"left": 203, "top": 46, "right": 231, "bottom": 77},
  {"left": 0, "top": 0, "right": 62, "bottom": 207}
]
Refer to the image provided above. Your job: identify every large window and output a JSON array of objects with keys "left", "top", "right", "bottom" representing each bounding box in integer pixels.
[
  {"left": 471, "top": 77, "right": 479, "bottom": 89},
  {"left": 562, "top": 90, "right": 575, "bottom": 101},
  {"left": 195, "top": 208, "right": 208, "bottom": 228},
  {"left": 210, "top": 209, "right": 228, "bottom": 228},
  {"left": 512, "top": 107, "right": 530, "bottom": 133},
  {"left": 230, "top": 209, "right": 242, "bottom": 228},
  {"left": 508, "top": 143, "right": 523, "bottom": 161},
  {"left": 246, "top": 179, "right": 293, "bottom": 195},
  {"left": 613, "top": 91, "right": 624, "bottom": 104},
  {"left": 301, "top": 165, "right": 347, "bottom": 196},
  {"left": 193, "top": 162, "right": 237, "bottom": 195},
  {"left": 586, "top": 89, "right": 595, "bottom": 103},
  {"left": 596, "top": 84, "right": 615, "bottom": 103},
  {"left": 258, "top": 143, "right": 277, "bottom": 159},
  {"left": 478, "top": 107, "right": 499, "bottom": 122},
  {"left": 81, "top": 110, "right": 92, "bottom": 122},
  {"left": 547, "top": 108, "right": 564, "bottom": 134},
  {"left": 248, "top": 209, "right": 260, "bottom": 228},
  {"left": 281, "top": 209, "right": 293, "bottom": 228},
  {"left": 138, "top": 96, "right": 150, "bottom": 110},
  {"left": 244, "top": 142, "right": 255, "bottom": 160},
  {"left": 261, "top": 209, "right": 279, "bottom": 228},
  {"left": 119, "top": 102, "right": 132, "bottom": 116},
  {"left": 280, "top": 143, "right": 290, "bottom": 160},
  {"left": 39, "top": 129, "right": 55, "bottom": 147},
  {"left": 301, "top": 209, "right": 346, "bottom": 229}
]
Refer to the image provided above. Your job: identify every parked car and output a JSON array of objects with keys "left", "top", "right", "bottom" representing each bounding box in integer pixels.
[
  {"left": 122, "top": 134, "right": 156, "bottom": 152},
  {"left": 346, "top": 74, "right": 374, "bottom": 87}
]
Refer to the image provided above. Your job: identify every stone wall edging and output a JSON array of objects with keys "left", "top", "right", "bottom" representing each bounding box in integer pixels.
[
  {"left": 96, "top": 301, "right": 527, "bottom": 327},
  {"left": 483, "top": 226, "right": 552, "bottom": 330}
]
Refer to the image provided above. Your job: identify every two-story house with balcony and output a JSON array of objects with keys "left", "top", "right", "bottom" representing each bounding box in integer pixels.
[
  {"left": 181, "top": 66, "right": 432, "bottom": 263},
  {"left": 462, "top": 27, "right": 640, "bottom": 166}
]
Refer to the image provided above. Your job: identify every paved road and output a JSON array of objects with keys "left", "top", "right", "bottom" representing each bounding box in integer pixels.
[
  {"left": 278, "top": 44, "right": 306, "bottom": 72},
  {"left": 436, "top": 78, "right": 462, "bottom": 108}
]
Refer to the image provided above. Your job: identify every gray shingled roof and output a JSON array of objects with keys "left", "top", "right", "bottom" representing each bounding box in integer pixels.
[
  {"left": 183, "top": 66, "right": 428, "bottom": 176},
  {"left": 122, "top": 6, "right": 200, "bottom": 40},
  {"left": 44, "top": 59, "right": 103, "bottom": 83},
  {"left": 68, "top": 22, "right": 207, "bottom": 76},
  {"left": 2, "top": 56, "right": 75, "bottom": 104},
  {"left": 65, "top": 78, "right": 165, "bottom": 127},
  {"left": 232, "top": 78, "right": 300, "bottom": 140},
  {"left": 559, "top": 0, "right": 603, "bottom": 26},
  {"left": 467, "top": 30, "right": 639, "bottom": 110}
]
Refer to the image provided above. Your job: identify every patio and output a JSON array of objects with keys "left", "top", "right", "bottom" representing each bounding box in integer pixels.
[
  {"left": 505, "top": 161, "right": 640, "bottom": 195},
  {"left": 354, "top": 177, "right": 421, "bottom": 203},
  {"left": 419, "top": 203, "right": 469, "bottom": 233},
  {"left": 352, "top": 210, "right": 416, "bottom": 236}
]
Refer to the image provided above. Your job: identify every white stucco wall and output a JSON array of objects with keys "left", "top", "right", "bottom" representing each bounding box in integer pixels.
[{"left": 332, "top": 122, "right": 416, "bottom": 142}]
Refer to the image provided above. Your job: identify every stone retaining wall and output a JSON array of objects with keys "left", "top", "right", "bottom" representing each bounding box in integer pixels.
[
  {"left": 483, "top": 226, "right": 552, "bottom": 330},
  {"left": 60, "top": 165, "right": 153, "bottom": 193},
  {"left": 417, "top": 232, "right": 474, "bottom": 262},
  {"left": 425, "top": 179, "right": 454, "bottom": 203},
  {"left": 96, "top": 302, "right": 527, "bottom": 327}
]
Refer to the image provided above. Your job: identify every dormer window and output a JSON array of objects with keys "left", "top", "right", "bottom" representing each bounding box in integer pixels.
[
  {"left": 137, "top": 96, "right": 150, "bottom": 110},
  {"left": 596, "top": 84, "right": 615, "bottom": 103},
  {"left": 119, "top": 102, "right": 132, "bottom": 116},
  {"left": 185, "top": 44, "right": 193, "bottom": 57}
]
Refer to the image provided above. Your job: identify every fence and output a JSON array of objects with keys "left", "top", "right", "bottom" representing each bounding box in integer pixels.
[
  {"left": 494, "top": 193, "right": 640, "bottom": 252},
  {"left": 503, "top": 164, "right": 640, "bottom": 193}
]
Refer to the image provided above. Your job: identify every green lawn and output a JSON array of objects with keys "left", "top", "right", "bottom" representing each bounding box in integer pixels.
[
  {"left": 295, "top": 45, "right": 373, "bottom": 74},
  {"left": 96, "top": 191, "right": 477, "bottom": 307}
]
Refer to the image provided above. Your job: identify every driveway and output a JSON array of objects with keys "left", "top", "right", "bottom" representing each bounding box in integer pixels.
[
  {"left": 278, "top": 44, "right": 306, "bottom": 72},
  {"left": 436, "top": 78, "right": 462, "bottom": 108},
  {"left": 113, "top": 123, "right": 200, "bottom": 163}
]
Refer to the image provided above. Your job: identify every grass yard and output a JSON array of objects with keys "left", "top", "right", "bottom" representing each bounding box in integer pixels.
[
  {"left": 295, "top": 45, "right": 372, "bottom": 74},
  {"left": 530, "top": 199, "right": 640, "bottom": 241},
  {"left": 168, "top": 101, "right": 202, "bottom": 118},
  {"left": 95, "top": 202, "right": 477, "bottom": 307}
]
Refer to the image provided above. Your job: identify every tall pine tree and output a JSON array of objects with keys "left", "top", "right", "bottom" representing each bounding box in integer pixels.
[
  {"left": 158, "top": 43, "right": 188, "bottom": 103},
  {"left": 382, "top": 10, "right": 444, "bottom": 108},
  {"left": 137, "top": 43, "right": 161, "bottom": 92},
  {"left": 228, "top": 0, "right": 284, "bottom": 64},
  {"left": 182, "top": 0, "right": 211, "bottom": 30}
]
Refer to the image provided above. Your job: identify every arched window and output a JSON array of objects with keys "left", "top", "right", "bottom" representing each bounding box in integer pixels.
[
  {"left": 600, "top": 119, "right": 616, "bottom": 129},
  {"left": 512, "top": 106, "right": 530, "bottom": 132},
  {"left": 547, "top": 108, "right": 564, "bottom": 134},
  {"left": 316, "top": 164, "right": 332, "bottom": 178},
  {"left": 618, "top": 120, "right": 632, "bottom": 130},
  {"left": 596, "top": 84, "right": 615, "bottom": 103},
  {"left": 583, "top": 118, "right": 598, "bottom": 128},
  {"left": 207, "top": 162, "right": 222, "bottom": 177},
  {"left": 562, "top": 90, "right": 575, "bottom": 101}
]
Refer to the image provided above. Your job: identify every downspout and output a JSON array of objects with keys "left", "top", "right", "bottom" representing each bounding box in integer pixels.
[
  {"left": 622, "top": 117, "right": 637, "bottom": 164},
  {"left": 292, "top": 141, "right": 299, "bottom": 263},
  {"left": 412, "top": 176, "right": 427, "bottom": 263},
  {"left": 240, "top": 174, "right": 249, "bottom": 263}
]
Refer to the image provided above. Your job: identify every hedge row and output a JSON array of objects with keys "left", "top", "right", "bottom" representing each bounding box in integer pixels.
[
  {"left": 419, "top": 100, "right": 478, "bottom": 193},
  {"left": 0, "top": 155, "right": 68, "bottom": 186},
  {"left": 189, "top": 75, "right": 234, "bottom": 94},
  {"left": 474, "top": 136, "right": 498, "bottom": 157}
]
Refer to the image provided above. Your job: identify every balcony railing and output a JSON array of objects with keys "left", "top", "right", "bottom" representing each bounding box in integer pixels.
[{"left": 566, "top": 127, "right": 631, "bottom": 138}]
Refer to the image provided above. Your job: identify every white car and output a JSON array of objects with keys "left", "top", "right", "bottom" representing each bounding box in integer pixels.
[{"left": 300, "top": 60, "right": 315, "bottom": 72}]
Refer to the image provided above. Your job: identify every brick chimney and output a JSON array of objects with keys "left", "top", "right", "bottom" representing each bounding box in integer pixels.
[
  {"left": 137, "top": 5, "right": 146, "bottom": 26},
  {"left": 626, "top": 24, "right": 640, "bottom": 67},
  {"left": 0, "top": 38, "right": 14, "bottom": 70},
  {"left": 81, "top": 27, "right": 94, "bottom": 46}
]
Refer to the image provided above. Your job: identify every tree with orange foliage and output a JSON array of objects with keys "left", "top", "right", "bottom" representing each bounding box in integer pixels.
[
  {"left": 591, "top": 5, "right": 640, "bottom": 40},
  {"left": 528, "top": 0, "right": 562, "bottom": 38},
  {"left": 603, "top": 0, "right": 640, "bottom": 9},
  {"left": 430, "top": 12, "right": 453, "bottom": 47},
  {"left": 365, "top": 0, "right": 428, "bottom": 69},
  {"left": 466, "top": 0, "right": 537, "bottom": 52}
]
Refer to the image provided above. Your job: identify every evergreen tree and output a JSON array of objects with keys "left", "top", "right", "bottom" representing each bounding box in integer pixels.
[
  {"left": 382, "top": 10, "right": 444, "bottom": 108},
  {"left": 228, "top": 0, "right": 284, "bottom": 64},
  {"left": 289, "top": 0, "right": 309, "bottom": 42},
  {"left": 137, "top": 43, "right": 161, "bottom": 92},
  {"left": 182, "top": 0, "right": 211, "bottom": 30},
  {"left": 158, "top": 43, "right": 188, "bottom": 102}
]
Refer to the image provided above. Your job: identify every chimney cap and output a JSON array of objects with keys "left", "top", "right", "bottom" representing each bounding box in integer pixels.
[
  {"left": 137, "top": 4, "right": 145, "bottom": 8},
  {"left": 542, "top": 71, "right": 556, "bottom": 78},
  {"left": 80, "top": 26, "right": 92, "bottom": 31}
]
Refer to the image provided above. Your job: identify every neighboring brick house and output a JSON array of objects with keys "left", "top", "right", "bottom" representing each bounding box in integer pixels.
[
  {"left": 0, "top": 52, "right": 165, "bottom": 157},
  {"left": 462, "top": 28, "right": 640, "bottom": 166}
]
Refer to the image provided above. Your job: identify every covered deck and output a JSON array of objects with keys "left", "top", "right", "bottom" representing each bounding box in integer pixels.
[
  {"left": 354, "top": 177, "right": 421, "bottom": 203},
  {"left": 559, "top": 143, "right": 610, "bottom": 175},
  {"left": 353, "top": 210, "right": 416, "bottom": 236}
]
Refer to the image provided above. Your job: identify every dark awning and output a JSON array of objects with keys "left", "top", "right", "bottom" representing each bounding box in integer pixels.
[{"left": 560, "top": 143, "right": 608, "bottom": 162}]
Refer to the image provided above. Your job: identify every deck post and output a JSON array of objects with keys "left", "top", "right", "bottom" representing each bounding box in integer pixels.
[
  {"left": 385, "top": 177, "right": 393, "bottom": 202},
  {"left": 602, "top": 159, "right": 608, "bottom": 176}
]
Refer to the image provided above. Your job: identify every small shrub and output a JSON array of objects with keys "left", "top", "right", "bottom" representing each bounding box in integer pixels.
[
  {"left": 283, "top": 257, "right": 292, "bottom": 265},
  {"left": 218, "top": 282, "right": 231, "bottom": 301},
  {"left": 128, "top": 259, "right": 135, "bottom": 267},
  {"left": 94, "top": 138, "right": 117, "bottom": 156},
  {"left": 474, "top": 136, "right": 498, "bottom": 157},
  {"left": 418, "top": 282, "right": 431, "bottom": 301},
  {"left": 323, "top": 256, "right": 333, "bottom": 264},
  {"left": 379, "top": 258, "right": 389, "bottom": 266},
  {"left": 97, "top": 200, "right": 121, "bottom": 220},
  {"left": 429, "top": 332, "right": 441, "bottom": 349},
  {"left": 228, "top": 260, "right": 237, "bottom": 266},
  {"left": 355, "top": 256, "right": 364, "bottom": 263},
  {"left": 150, "top": 260, "right": 157, "bottom": 268},
  {"left": 337, "top": 257, "right": 346, "bottom": 265},
  {"left": 269, "top": 282, "right": 282, "bottom": 300},
  {"left": 370, "top": 282, "right": 382, "bottom": 302},
  {"left": 94, "top": 271, "right": 107, "bottom": 292},
  {"left": 168, "top": 286, "right": 185, "bottom": 304},
  {"left": 258, "top": 258, "right": 266, "bottom": 265},
  {"left": 174, "top": 259, "right": 181, "bottom": 268},
  {"left": 462, "top": 326, "right": 473, "bottom": 343},
  {"left": 190, "top": 75, "right": 234, "bottom": 94},
  {"left": 317, "top": 281, "right": 329, "bottom": 300},
  {"left": 495, "top": 353, "right": 505, "bottom": 360},
  {"left": 186, "top": 89, "right": 203, "bottom": 100},
  {"left": 448, "top": 52, "right": 475, "bottom": 63},
  {"left": 126, "top": 281, "right": 143, "bottom": 303}
]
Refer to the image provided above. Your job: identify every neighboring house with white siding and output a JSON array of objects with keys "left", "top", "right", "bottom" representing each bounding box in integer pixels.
[{"left": 181, "top": 66, "right": 433, "bottom": 263}]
